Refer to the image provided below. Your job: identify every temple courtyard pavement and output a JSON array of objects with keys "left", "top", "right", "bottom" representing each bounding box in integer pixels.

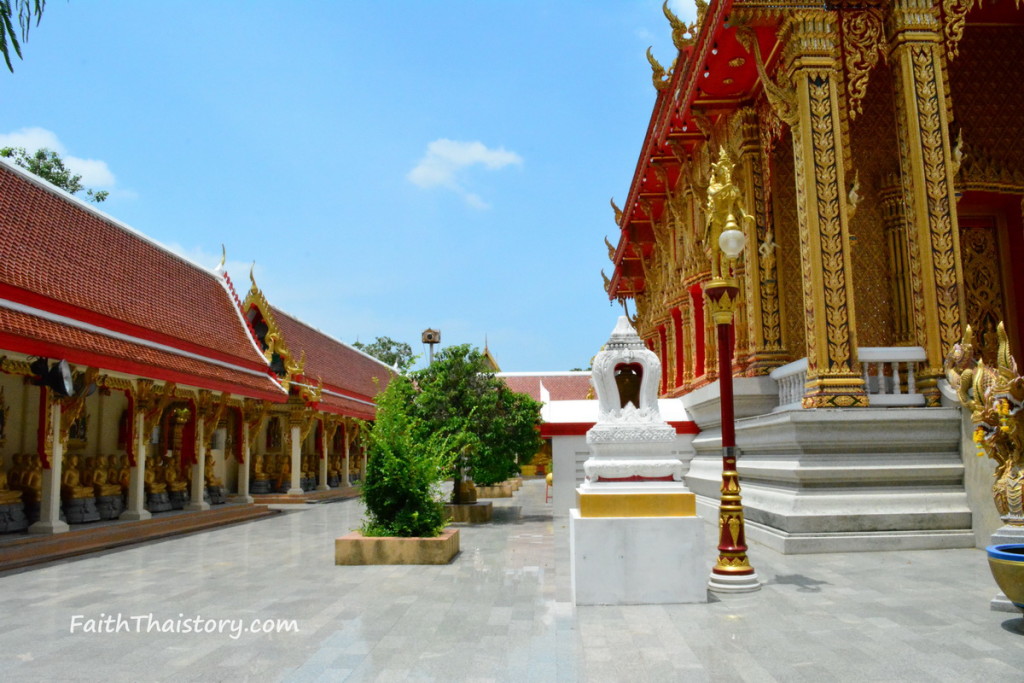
[{"left": 0, "top": 478, "right": 1022, "bottom": 682}]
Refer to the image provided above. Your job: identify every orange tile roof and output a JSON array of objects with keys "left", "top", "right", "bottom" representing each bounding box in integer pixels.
[
  {"left": 271, "top": 307, "right": 394, "bottom": 407},
  {"left": 0, "top": 307, "right": 284, "bottom": 400},
  {"left": 500, "top": 373, "right": 593, "bottom": 401},
  {"left": 0, "top": 161, "right": 284, "bottom": 398}
]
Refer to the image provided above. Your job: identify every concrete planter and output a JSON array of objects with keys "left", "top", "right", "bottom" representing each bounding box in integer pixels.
[
  {"left": 474, "top": 483, "right": 513, "bottom": 498},
  {"left": 335, "top": 528, "right": 460, "bottom": 565},
  {"left": 444, "top": 502, "right": 493, "bottom": 523}
]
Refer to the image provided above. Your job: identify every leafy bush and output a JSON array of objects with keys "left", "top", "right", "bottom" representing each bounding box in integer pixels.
[
  {"left": 411, "top": 344, "right": 543, "bottom": 495},
  {"left": 360, "top": 375, "right": 448, "bottom": 537}
]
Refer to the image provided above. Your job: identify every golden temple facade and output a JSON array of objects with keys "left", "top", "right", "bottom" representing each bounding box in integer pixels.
[{"left": 607, "top": 0, "right": 1024, "bottom": 410}]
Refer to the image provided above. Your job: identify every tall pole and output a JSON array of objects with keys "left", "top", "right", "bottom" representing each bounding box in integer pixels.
[{"left": 704, "top": 148, "right": 760, "bottom": 594}]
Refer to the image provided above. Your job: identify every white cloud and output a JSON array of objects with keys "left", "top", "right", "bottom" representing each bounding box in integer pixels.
[
  {"left": 407, "top": 138, "right": 522, "bottom": 209},
  {"left": 0, "top": 126, "right": 116, "bottom": 189}
]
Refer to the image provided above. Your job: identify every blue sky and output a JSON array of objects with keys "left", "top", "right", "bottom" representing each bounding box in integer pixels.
[{"left": 2, "top": 1, "right": 695, "bottom": 372}]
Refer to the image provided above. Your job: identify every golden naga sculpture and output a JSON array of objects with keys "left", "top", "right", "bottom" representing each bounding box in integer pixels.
[
  {"left": 946, "top": 323, "right": 1024, "bottom": 523},
  {"left": 704, "top": 148, "right": 753, "bottom": 281}
]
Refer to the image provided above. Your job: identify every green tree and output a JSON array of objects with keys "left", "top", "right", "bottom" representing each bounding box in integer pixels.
[
  {"left": 360, "top": 375, "right": 449, "bottom": 538},
  {"left": 1, "top": 147, "right": 108, "bottom": 202},
  {"left": 412, "top": 344, "right": 543, "bottom": 503},
  {"left": 1, "top": 1, "right": 46, "bottom": 72},
  {"left": 353, "top": 336, "right": 416, "bottom": 373}
]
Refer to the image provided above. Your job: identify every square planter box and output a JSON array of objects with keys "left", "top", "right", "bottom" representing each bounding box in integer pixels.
[
  {"left": 335, "top": 528, "right": 460, "bottom": 565},
  {"left": 475, "top": 483, "right": 513, "bottom": 498},
  {"left": 445, "top": 501, "right": 493, "bottom": 523}
]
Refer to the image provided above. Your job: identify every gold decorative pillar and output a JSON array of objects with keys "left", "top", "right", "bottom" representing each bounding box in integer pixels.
[
  {"left": 879, "top": 175, "right": 915, "bottom": 345},
  {"left": 783, "top": 11, "right": 867, "bottom": 407},
  {"left": 887, "top": 0, "right": 965, "bottom": 405},
  {"left": 733, "top": 107, "right": 788, "bottom": 374}
]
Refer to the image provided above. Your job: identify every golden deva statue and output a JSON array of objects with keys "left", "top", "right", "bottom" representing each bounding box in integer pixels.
[{"left": 705, "top": 148, "right": 754, "bottom": 280}]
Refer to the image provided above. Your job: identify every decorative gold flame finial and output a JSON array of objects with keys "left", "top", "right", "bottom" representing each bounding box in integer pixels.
[
  {"left": 610, "top": 197, "right": 623, "bottom": 226},
  {"left": 646, "top": 47, "right": 671, "bottom": 91}
]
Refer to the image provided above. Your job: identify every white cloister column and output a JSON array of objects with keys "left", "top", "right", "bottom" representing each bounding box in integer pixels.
[
  {"left": 29, "top": 399, "right": 70, "bottom": 534},
  {"left": 120, "top": 410, "right": 151, "bottom": 520},
  {"left": 288, "top": 421, "right": 303, "bottom": 495},
  {"left": 186, "top": 418, "right": 210, "bottom": 511},
  {"left": 317, "top": 421, "right": 330, "bottom": 491},
  {"left": 342, "top": 425, "right": 351, "bottom": 487},
  {"left": 237, "top": 422, "right": 253, "bottom": 503}
]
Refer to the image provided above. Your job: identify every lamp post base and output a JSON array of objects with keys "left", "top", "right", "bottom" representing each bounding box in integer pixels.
[{"left": 708, "top": 570, "right": 761, "bottom": 594}]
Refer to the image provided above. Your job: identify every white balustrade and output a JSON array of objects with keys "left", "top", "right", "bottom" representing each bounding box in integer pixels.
[{"left": 769, "top": 347, "right": 927, "bottom": 410}]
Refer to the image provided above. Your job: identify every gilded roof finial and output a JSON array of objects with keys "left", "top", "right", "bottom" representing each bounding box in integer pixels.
[
  {"left": 601, "top": 269, "right": 611, "bottom": 295},
  {"left": 249, "top": 261, "right": 258, "bottom": 291},
  {"left": 605, "top": 235, "right": 617, "bottom": 262},
  {"left": 610, "top": 197, "right": 623, "bottom": 226},
  {"left": 646, "top": 47, "right": 671, "bottom": 91},
  {"left": 215, "top": 244, "right": 226, "bottom": 272}
]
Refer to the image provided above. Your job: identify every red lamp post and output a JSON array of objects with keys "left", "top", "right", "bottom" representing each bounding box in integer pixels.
[{"left": 704, "top": 213, "right": 761, "bottom": 594}]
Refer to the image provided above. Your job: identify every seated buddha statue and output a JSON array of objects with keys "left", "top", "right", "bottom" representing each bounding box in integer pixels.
[
  {"left": 117, "top": 455, "right": 131, "bottom": 495},
  {"left": 252, "top": 454, "right": 268, "bottom": 481},
  {"left": 61, "top": 455, "right": 95, "bottom": 499},
  {"left": 275, "top": 457, "right": 291, "bottom": 491},
  {"left": 90, "top": 455, "right": 122, "bottom": 498},
  {"left": 0, "top": 463, "right": 23, "bottom": 505},
  {"left": 328, "top": 454, "right": 340, "bottom": 480},
  {"left": 22, "top": 456, "right": 42, "bottom": 505},
  {"left": 104, "top": 455, "right": 122, "bottom": 493},
  {"left": 162, "top": 457, "right": 188, "bottom": 493},
  {"left": 144, "top": 456, "right": 167, "bottom": 494},
  {"left": 7, "top": 454, "right": 25, "bottom": 491},
  {"left": 204, "top": 455, "right": 223, "bottom": 488}
]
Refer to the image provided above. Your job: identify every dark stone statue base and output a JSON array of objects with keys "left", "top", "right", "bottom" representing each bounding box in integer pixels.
[
  {"left": 63, "top": 497, "right": 101, "bottom": 523},
  {"left": 251, "top": 479, "right": 272, "bottom": 494},
  {"left": 0, "top": 501, "right": 29, "bottom": 532},
  {"left": 95, "top": 495, "right": 124, "bottom": 520},
  {"left": 146, "top": 491, "right": 172, "bottom": 513},
  {"left": 328, "top": 475, "right": 340, "bottom": 488},
  {"left": 168, "top": 489, "right": 189, "bottom": 510},
  {"left": 300, "top": 477, "right": 314, "bottom": 492},
  {"left": 206, "top": 486, "right": 227, "bottom": 505}
]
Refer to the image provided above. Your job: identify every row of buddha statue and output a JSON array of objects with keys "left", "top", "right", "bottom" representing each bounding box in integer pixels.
[{"left": 249, "top": 452, "right": 361, "bottom": 494}]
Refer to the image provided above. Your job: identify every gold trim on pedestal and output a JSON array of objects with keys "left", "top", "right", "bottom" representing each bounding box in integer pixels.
[{"left": 577, "top": 492, "right": 697, "bottom": 518}]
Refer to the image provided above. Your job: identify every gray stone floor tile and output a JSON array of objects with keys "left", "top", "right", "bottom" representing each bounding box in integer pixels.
[{"left": 2, "top": 478, "right": 1024, "bottom": 681}]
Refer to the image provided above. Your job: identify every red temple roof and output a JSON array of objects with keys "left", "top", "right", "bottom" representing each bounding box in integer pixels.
[
  {"left": 499, "top": 373, "right": 593, "bottom": 402},
  {"left": 271, "top": 307, "right": 394, "bottom": 417},
  {"left": 0, "top": 159, "right": 284, "bottom": 399}
]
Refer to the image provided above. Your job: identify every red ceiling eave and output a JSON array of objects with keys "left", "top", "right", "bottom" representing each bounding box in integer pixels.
[
  {"left": 612, "top": 1, "right": 733, "bottom": 300},
  {"left": 0, "top": 329, "right": 288, "bottom": 402}
]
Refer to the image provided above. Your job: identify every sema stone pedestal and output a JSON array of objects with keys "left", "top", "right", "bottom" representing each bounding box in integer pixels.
[
  {"left": 569, "top": 317, "right": 707, "bottom": 605},
  {"left": 571, "top": 509, "right": 705, "bottom": 605}
]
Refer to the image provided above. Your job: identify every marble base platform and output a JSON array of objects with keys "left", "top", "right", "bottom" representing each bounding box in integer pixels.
[
  {"left": 63, "top": 497, "right": 100, "bottom": 524},
  {"left": 146, "top": 491, "right": 172, "bottom": 513},
  {"left": 206, "top": 486, "right": 227, "bottom": 505},
  {"left": 569, "top": 509, "right": 707, "bottom": 605},
  {"left": 167, "top": 489, "right": 188, "bottom": 510},
  {"left": 0, "top": 501, "right": 28, "bottom": 532},
  {"left": 94, "top": 495, "right": 123, "bottom": 520}
]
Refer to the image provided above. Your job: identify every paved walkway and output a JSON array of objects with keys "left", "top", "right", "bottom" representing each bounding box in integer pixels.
[{"left": 0, "top": 478, "right": 1021, "bottom": 682}]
